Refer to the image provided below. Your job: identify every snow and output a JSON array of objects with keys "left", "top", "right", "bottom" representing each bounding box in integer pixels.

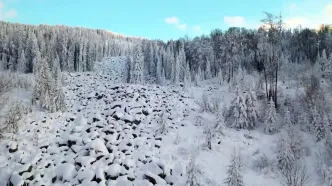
[
  {"left": 107, "top": 163, "right": 122, "bottom": 177},
  {"left": 10, "top": 173, "right": 24, "bottom": 186},
  {"left": 90, "top": 138, "right": 109, "bottom": 155},
  {"left": 0, "top": 57, "right": 323, "bottom": 186}
]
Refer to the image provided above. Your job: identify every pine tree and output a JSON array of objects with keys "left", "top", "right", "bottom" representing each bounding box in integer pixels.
[
  {"left": 284, "top": 107, "right": 292, "bottom": 127},
  {"left": 147, "top": 42, "right": 154, "bottom": 75},
  {"left": 277, "top": 133, "right": 295, "bottom": 171},
  {"left": 131, "top": 45, "right": 144, "bottom": 84},
  {"left": 245, "top": 90, "right": 259, "bottom": 129},
  {"left": 217, "top": 69, "right": 223, "bottom": 85},
  {"left": 224, "top": 150, "right": 243, "bottom": 186},
  {"left": 33, "top": 58, "right": 54, "bottom": 110},
  {"left": 184, "top": 66, "right": 191, "bottom": 88},
  {"left": 299, "top": 111, "right": 310, "bottom": 132},
  {"left": 8, "top": 56, "right": 15, "bottom": 72},
  {"left": 26, "top": 33, "right": 40, "bottom": 73},
  {"left": 205, "top": 60, "right": 211, "bottom": 79},
  {"left": 174, "top": 54, "right": 180, "bottom": 83},
  {"left": 264, "top": 98, "right": 277, "bottom": 134},
  {"left": 52, "top": 54, "right": 61, "bottom": 81},
  {"left": 17, "top": 49, "right": 27, "bottom": 73},
  {"left": 325, "top": 122, "right": 332, "bottom": 159},
  {"left": 228, "top": 87, "right": 249, "bottom": 129},
  {"left": 177, "top": 41, "right": 186, "bottom": 82},
  {"left": 186, "top": 155, "right": 200, "bottom": 186},
  {"left": 33, "top": 57, "right": 65, "bottom": 113},
  {"left": 32, "top": 50, "right": 41, "bottom": 74},
  {"left": 215, "top": 111, "right": 225, "bottom": 132},
  {"left": 313, "top": 106, "right": 325, "bottom": 142}
]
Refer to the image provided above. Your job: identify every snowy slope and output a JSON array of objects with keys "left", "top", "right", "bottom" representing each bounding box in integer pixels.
[{"left": 0, "top": 57, "right": 319, "bottom": 186}]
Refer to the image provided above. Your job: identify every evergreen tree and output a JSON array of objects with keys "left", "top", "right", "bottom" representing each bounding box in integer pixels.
[
  {"left": 33, "top": 58, "right": 54, "bottom": 110},
  {"left": 215, "top": 110, "right": 225, "bottom": 136},
  {"left": 17, "top": 49, "right": 27, "bottom": 73},
  {"left": 264, "top": 98, "right": 277, "bottom": 134},
  {"left": 205, "top": 60, "right": 211, "bottom": 79},
  {"left": 184, "top": 62, "right": 191, "bottom": 88},
  {"left": 131, "top": 45, "right": 144, "bottom": 84},
  {"left": 174, "top": 54, "right": 180, "bottom": 83},
  {"left": 284, "top": 107, "right": 292, "bottom": 127},
  {"left": 224, "top": 150, "right": 243, "bottom": 186},
  {"left": 325, "top": 121, "right": 332, "bottom": 159},
  {"left": 186, "top": 155, "right": 200, "bottom": 186},
  {"left": 33, "top": 57, "right": 65, "bottom": 112},
  {"left": 245, "top": 90, "right": 259, "bottom": 128},
  {"left": 228, "top": 87, "right": 250, "bottom": 129},
  {"left": 217, "top": 69, "right": 223, "bottom": 85},
  {"left": 277, "top": 133, "right": 295, "bottom": 171},
  {"left": 313, "top": 106, "right": 325, "bottom": 142},
  {"left": 52, "top": 54, "right": 61, "bottom": 81}
]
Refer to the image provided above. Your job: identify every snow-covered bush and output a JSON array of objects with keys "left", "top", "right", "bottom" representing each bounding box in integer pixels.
[
  {"left": 1, "top": 100, "right": 31, "bottom": 135},
  {"left": 203, "top": 125, "right": 213, "bottom": 150},
  {"left": 156, "top": 108, "right": 168, "bottom": 135},
  {"left": 0, "top": 72, "right": 34, "bottom": 95},
  {"left": 199, "top": 93, "right": 213, "bottom": 113},
  {"left": 277, "top": 160, "right": 310, "bottom": 186},
  {"left": 252, "top": 154, "right": 272, "bottom": 174}
]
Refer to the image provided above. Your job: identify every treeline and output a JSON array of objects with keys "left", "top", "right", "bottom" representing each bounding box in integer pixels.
[{"left": 1, "top": 19, "right": 332, "bottom": 88}]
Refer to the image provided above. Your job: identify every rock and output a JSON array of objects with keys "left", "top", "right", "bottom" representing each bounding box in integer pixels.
[{"left": 143, "top": 171, "right": 166, "bottom": 185}]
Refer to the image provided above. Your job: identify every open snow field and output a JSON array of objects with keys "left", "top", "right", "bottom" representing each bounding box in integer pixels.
[{"left": 0, "top": 57, "right": 319, "bottom": 186}]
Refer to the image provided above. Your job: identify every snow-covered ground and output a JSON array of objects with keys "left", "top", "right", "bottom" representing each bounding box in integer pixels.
[{"left": 0, "top": 57, "right": 320, "bottom": 186}]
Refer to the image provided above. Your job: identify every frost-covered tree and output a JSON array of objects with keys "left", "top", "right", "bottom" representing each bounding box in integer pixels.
[
  {"left": 284, "top": 107, "right": 292, "bottom": 127},
  {"left": 156, "top": 107, "right": 168, "bottom": 135},
  {"left": 224, "top": 150, "right": 243, "bottom": 186},
  {"left": 130, "top": 45, "right": 144, "bottom": 84},
  {"left": 215, "top": 110, "right": 225, "bottom": 135},
  {"left": 186, "top": 155, "right": 201, "bottom": 186},
  {"left": 325, "top": 122, "right": 332, "bottom": 160},
  {"left": 312, "top": 106, "right": 325, "bottom": 142},
  {"left": 203, "top": 123, "right": 213, "bottom": 150},
  {"left": 245, "top": 90, "right": 259, "bottom": 128},
  {"left": 299, "top": 111, "right": 310, "bottom": 132},
  {"left": 277, "top": 133, "right": 295, "bottom": 171},
  {"left": 205, "top": 60, "right": 211, "bottom": 79},
  {"left": 264, "top": 98, "right": 277, "bottom": 134},
  {"left": 217, "top": 69, "right": 223, "bottom": 85},
  {"left": 195, "top": 66, "right": 203, "bottom": 86},
  {"left": 33, "top": 57, "right": 65, "bottom": 112},
  {"left": 146, "top": 42, "right": 154, "bottom": 75},
  {"left": 33, "top": 58, "right": 53, "bottom": 109},
  {"left": 17, "top": 49, "right": 27, "bottom": 73},
  {"left": 184, "top": 62, "right": 191, "bottom": 88},
  {"left": 52, "top": 54, "right": 61, "bottom": 81},
  {"left": 174, "top": 54, "right": 180, "bottom": 83},
  {"left": 227, "top": 87, "right": 250, "bottom": 129},
  {"left": 177, "top": 41, "right": 186, "bottom": 81}
]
